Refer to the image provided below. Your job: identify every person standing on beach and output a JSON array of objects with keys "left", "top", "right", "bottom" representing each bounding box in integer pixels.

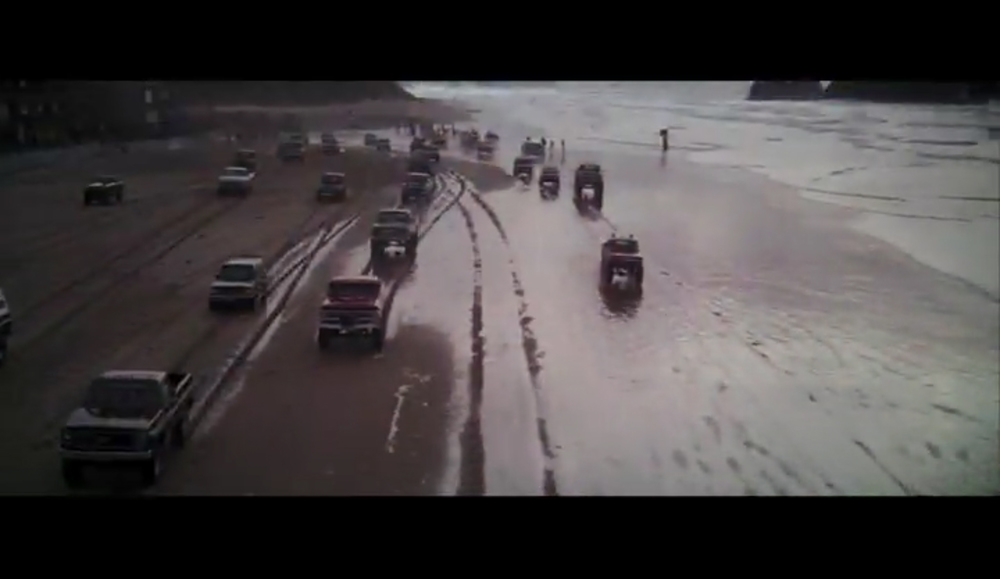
[{"left": 659, "top": 128, "right": 669, "bottom": 152}]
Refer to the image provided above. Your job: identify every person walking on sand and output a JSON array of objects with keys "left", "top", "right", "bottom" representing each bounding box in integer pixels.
[{"left": 659, "top": 128, "right": 669, "bottom": 152}]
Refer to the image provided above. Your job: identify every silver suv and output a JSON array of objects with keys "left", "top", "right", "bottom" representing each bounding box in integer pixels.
[{"left": 208, "top": 257, "right": 269, "bottom": 311}]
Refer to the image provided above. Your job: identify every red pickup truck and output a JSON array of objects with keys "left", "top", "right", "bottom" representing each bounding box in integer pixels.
[{"left": 316, "top": 276, "right": 388, "bottom": 352}]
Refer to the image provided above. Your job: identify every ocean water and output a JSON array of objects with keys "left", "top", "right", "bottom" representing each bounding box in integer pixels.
[{"left": 406, "top": 81, "right": 1000, "bottom": 298}]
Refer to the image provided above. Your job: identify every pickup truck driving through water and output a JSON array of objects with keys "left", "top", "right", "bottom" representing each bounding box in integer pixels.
[
  {"left": 370, "top": 208, "right": 418, "bottom": 260},
  {"left": 317, "top": 276, "right": 388, "bottom": 352},
  {"left": 59, "top": 370, "right": 195, "bottom": 488},
  {"left": 401, "top": 172, "right": 433, "bottom": 206}
]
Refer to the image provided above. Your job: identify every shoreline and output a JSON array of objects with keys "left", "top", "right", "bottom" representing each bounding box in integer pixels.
[{"left": 456, "top": 96, "right": 999, "bottom": 302}]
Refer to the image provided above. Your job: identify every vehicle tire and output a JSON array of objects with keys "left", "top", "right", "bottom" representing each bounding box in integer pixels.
[
  {"left": 62, "top": 460, "right": 85, "bottom": 489},
  {"left": 247, "top": 297, "right": 257, "bottom": 312},
  {"left": 0, "top": 338, "right": 7, "bottom": 368},
  {"left": 601, "top": 263, "right": 612, "bottom": 287},
  {"left": 372, "top": 329, "right": 385, "bottom": 352},
  {"left": 116, "top": 190, "right": 123, "bottom": 204},
  {"left": 140, "top": 452, "right": 162, "bottom": 487},
  {"left": 636, "top": 266, "right": 644, "bottom": 287},
  {"left": 208, "top": 301, "right": 217, "bottom": 312},
  {"left": 317, "top": 331, "right": 329, "bottom": 350},
  {"left": 172, "top": 422, "right": 186, "bottom": 449}
]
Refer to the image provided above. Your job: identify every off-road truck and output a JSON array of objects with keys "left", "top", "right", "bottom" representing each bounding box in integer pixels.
[
  {"left": 316, "top": 276, "right": 388, "bottom": 352},
  {"left": 59, "top": 370, "right": 195, "bottom": 488}
]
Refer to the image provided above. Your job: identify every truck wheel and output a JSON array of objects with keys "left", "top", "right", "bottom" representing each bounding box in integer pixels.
[
  {"left": 636, "top": 266, "right": 644, "bottom": 287},
  {"left": 61, "top": 460, "right": 85, "bottom": 489},
  {"left": 172, "top": 423, "right": 186, "bottom": 449},
  {"left": 0, "top": 338, "right": 7, "bottom": 367},
  {"left": 317, "top": 332, "right": 329, "bottom": 350},
  {"left": 116, "top": 191, "right": 123, "bottom": 204},
  {"left": 372, "top": 329, "right": 385, "bottom": 352},
  {"left": 140, "top": 453, "right": 162, "bottom": 486}
]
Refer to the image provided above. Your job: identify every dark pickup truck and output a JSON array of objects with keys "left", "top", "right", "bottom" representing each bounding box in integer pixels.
[
  {"left": 83, "top": 175, "right": 125, "bottom": 206},
  {"left": 317, "top": 171, "right": 348, "bottom": 202},
  {"left": 401, "top": 172, "right": 433, "bottom": 206},
  {"left": 59, "top": 370, "right": 195, "bottom": 488},
  {"left": 370, "top": 208, "right": 418, "bottom": 260}
]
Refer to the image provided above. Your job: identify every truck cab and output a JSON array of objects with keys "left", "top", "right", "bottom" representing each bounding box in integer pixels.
[
  {"left": 371, "top": 208, "right": 418, "bottom": 259},
  {"left": 600, "top": 236, "right": 644, "bottom": 290},
  {"left": 512, "top": 156, "right": 535, "bottom": 181},
  {"left": 59, "top": 370, "right": 195, "bottom": 487},
  {"left": 233, "top": 149, "right": 257, "bottom": 172},
  {"left": 401, "top": 172, "right": 432, "bottom": 205},
  {"left": 317, "top": 171, "right": 348, "bottom": 202},
  {"left": 317, "top": 276, "right": 387, "bottom": 352}
]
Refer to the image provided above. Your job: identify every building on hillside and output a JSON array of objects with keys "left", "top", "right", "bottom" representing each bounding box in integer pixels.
[{"left": 0, "top": 80, "right": 178, "bottom": 151}]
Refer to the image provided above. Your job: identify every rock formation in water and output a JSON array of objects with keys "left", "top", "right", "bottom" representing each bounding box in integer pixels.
[
  {"left": 746, "top": 81, "right": 825, "bottom": 101},
  {"left": 822, "top": 81, "right": 985, "bottom": 104},
  {"left": 167, "top": 81, "right": 415, "bottom": 107}
]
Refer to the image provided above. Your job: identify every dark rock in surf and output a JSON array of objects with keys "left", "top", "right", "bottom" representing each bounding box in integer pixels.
[
  {"left": 746, "top": 81, "right": 824, "bottom": 101},
  {"left": 969, "top": 82, "right": 1000, "bottom": 102},
  {"left": 822, "top": 81, "right": 982, "bottom": 104}
]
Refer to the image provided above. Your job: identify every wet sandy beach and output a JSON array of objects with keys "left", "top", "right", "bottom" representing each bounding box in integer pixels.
[{"left": 3, "top": 95, "right": 996, "bottom": 495}]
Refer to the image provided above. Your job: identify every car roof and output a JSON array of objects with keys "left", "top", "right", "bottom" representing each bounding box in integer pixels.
[
  {"left": 224, "top": 257, "right": 263, "bottom": 266},
  {"left": 98, "top": 370, "right": 167, "bottom": 382},
  {"left": 330, "top": 275, "right": 381, "bottom": 285}
]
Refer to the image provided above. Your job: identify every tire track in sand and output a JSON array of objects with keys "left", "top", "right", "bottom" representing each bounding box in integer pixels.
[
  {"left": 455, "top": 173, "right": 558, "bottom": 496},
  {"left": 454, "top": 200, "right": 485, "bottom": 496}
]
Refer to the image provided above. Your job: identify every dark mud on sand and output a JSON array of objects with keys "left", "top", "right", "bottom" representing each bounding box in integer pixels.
[
  {"left": 156, "top": 318, "right": 456, "bottom": 495},
  {"left": 153, "top": 177, "right": 465, "bottom": 495},
  {"left": 454, "top": 200, "right": 486, "bottom": 496}
]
